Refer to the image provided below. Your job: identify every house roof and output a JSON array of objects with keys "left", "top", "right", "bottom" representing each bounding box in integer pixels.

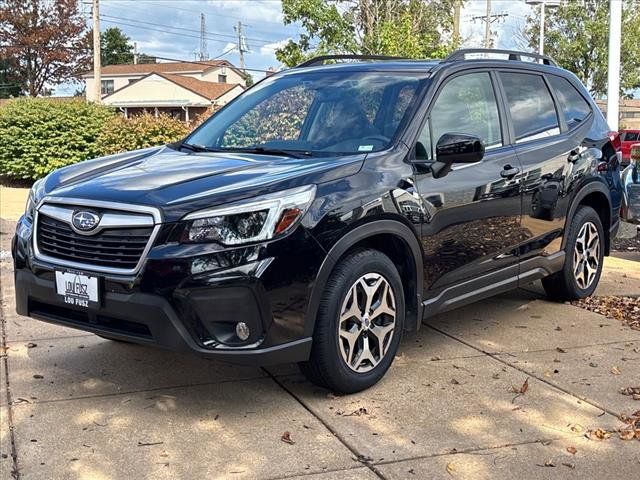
[
  {"left": 158, "top": 73, "right": 242, "bottom": 100},
  {"left": 82, "top": 60, "right": 232, "bottom": 77}
]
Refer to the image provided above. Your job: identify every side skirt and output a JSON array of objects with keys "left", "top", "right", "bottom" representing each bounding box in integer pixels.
[{"left": 422, "top": 252, "right": 565, "bottom": 319}]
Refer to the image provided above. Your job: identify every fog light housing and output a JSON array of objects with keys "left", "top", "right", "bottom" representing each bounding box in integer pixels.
[{"left": 236, "top": 322, "right": 250, "bottom": 341}]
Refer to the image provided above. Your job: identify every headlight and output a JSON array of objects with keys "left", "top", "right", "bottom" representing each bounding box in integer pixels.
[
  {"left": 24, "top": 178, "right": 44, "bottom": 221},
  {"left": 181, "top": 185, "right": 316, "bottom": 245}
]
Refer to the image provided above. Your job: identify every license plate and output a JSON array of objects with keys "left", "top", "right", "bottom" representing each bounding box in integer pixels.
[{"left": 55, "top": 271, "right": 100, "bottom": 308}]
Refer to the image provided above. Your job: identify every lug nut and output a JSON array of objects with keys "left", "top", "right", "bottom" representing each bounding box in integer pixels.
[{"left": 236, "top": 322, "right": 250, "bottom": 341}]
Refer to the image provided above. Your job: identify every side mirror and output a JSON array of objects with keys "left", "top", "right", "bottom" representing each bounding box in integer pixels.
[{"left": 430, "top": 133, "right": 485, "bottom": 179}]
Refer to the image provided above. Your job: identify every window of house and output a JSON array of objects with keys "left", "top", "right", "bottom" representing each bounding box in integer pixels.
[
  {"left": 546, "top": 75, "right": 592, "bottom": 129},
  {"left": 101, "top": 79, "right": 114, "bottom": 95},
  {"left": 500, "top": 72, "right": 559, "bottom": 142},
  {"left": 218, "top": 74, "right": 227, "bottom": 83},
  {"left": 418, "top": 72, "right": 502, "bottom": 160}
]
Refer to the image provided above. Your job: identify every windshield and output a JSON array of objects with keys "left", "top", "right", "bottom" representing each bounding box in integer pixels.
[{"left": 184, "top": 70, "right": 429, "bottom": 156}]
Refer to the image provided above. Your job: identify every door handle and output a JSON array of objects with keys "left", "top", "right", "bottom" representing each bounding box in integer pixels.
[{"left": 500, "top": 165, "right": 520, "bottom": 179}]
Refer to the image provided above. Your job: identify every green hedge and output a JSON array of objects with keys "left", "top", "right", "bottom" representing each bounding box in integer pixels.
[{"left": 0, "top": 98, "right": 190, "bottom": 181}]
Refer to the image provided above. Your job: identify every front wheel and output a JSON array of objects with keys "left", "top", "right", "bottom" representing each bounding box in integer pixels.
[
  {"left": 299, "top": 249, "right": 404, "bottom": 393},
  {"left": 542, "top": 206, "right": 604, "bottom": 301}
]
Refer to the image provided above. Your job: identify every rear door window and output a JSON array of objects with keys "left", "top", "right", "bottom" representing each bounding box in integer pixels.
[
  {"left": 622, "top": 131, "right": 639, "bottom": 141},
  {"left": 499, "top": 72, "right": 560, "bottom": 143},
  {"left": 546, "top": 75, "right": 592, "bottom": 129}
]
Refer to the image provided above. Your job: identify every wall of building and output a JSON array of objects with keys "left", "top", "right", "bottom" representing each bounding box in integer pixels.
[
  {"left": 200, "top": 67, "right": 246, "bottom": 86},
  {"left": 85, "top": 76, "right": 135, "bottom": 102},
  {"left": 102, "top": 74, "right": 210, "bottom": 106},
  {"left": 215, "top": 85, "right": 245, "bottom": 106}
]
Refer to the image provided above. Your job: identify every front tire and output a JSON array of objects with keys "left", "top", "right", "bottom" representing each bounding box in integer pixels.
[
  {"left": 299, "top": 249, "right": 404, "bottom": 393},
  {"left": 542, "top": 206, "right": 604, "bottom": 301}
]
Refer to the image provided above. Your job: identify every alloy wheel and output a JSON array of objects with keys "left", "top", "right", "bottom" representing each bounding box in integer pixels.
[
  {"left": 337, "top": 273, "right": 396, "bottom": 373},
  {"left": 573, "top": 221, "right": 600, "bottom": 290}
]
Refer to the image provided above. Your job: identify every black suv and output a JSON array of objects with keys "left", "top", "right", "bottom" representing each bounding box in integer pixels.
[{"left": 13, "top": 49, "right": 623, "bottom": 393}]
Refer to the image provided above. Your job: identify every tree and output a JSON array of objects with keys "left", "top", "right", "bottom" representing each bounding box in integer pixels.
[
  {"left": 522, "top": 0, "right": 640, "bottom": 97},
  {"left": 0, "top": 58, "right": 22, "bottom": 98},
  {"left": 276, "top": 0, "right": 460, "bottom": 67},
  {"left": 101, "top": 27, "right": 134, "bottom": 66},
  {"left": 0, "top": 0, "right": 90, "bottom": 97}
]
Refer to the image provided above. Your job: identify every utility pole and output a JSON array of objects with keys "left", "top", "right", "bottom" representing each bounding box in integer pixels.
[
  {"left": 607, "top": 0, "right": 622, "bottom": 130},
  {"left": 484, "top": 0, "right": 491, "bottom": 48},
  {"left": 133, "top": 42, "right": 138, "bottom": 64},
  {"left": 453, "top": 0, "right": 461, "bottom": 46},
  {"left": 92, "top": 0, "right": 101, "bottom": 103},
  {"left": 234, "top": 21, "right": 248, "bottom": 72},
  {"left": 472, "top": 0, "right": 508, "bottom": 49},
  {"left": 526, "top": 1, "right": 560, "bottom": 56},
  {"left": 199, "top": 13, "right": 208, "bottom": 61}
]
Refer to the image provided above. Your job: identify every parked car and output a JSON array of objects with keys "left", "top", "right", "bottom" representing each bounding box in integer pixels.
[
  {"left": 620, "top": 129, "right": 640, "bottom": 166},
  {"left": 621, "top": 143, "right": 640, "bottom": 224},
  {"left": 13, "top": 49, "right": 623, "bottom": 393}
]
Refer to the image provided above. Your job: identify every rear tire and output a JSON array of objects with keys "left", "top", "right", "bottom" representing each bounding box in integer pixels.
[
  {"left": 299, "top": 249, "right": 404, "bottom": 393},
  {"left": 542, "top": 206, "right": 604, "bottom": 301}
]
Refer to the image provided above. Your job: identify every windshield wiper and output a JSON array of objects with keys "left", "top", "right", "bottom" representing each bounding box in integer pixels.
[
  {"left": 179, "top": 142, "right": 219, "bottom": 153},
  {"left": 223, "top": 146, "right": 314, "bottom": 159}
]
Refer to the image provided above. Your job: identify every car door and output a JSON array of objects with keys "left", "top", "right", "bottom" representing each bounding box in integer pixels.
[
  {"left": 411, "top": 70, "right": 524, "bottom": 300},
  {"left": 497, "top": 71, "right": 589, "bottom": 270}
]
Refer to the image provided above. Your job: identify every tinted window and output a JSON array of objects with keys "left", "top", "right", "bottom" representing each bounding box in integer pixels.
[
  {"left": 427, "top": 72, "right": 502, "bottom": 154},
  {"left": 187, "top": 71, "right": 428, "bottom": 156},
  {"left": 547, "top": 75, "right": 591, "bottom": 129},
  {"left": 500, "top": 72, "right": 559, "bottom": 142},
  {"left": 622, "top": 131, "right": 639, "bottom": 141}
]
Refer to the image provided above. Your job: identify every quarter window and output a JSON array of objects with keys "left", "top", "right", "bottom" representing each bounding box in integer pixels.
[
  {"left": 426, "top": 72, "right": 502, "bottom": 156},
  {"left": 546, "top": 75, "right": 592, "bottom": 129},
  {"left": 500, "top": 72, "right": 559, "bottom": 142}
]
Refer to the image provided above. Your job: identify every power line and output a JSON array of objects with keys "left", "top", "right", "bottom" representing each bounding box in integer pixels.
[{"left": 100, "top": 14, "right": 284, "bottom": 43}]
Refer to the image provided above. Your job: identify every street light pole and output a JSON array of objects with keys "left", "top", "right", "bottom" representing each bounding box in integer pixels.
[
  {"left": 539, "top": 1, "right": 546, "bottom": 55},
  {"left": 607, "top": 0, "right": 622, "bottom": 131},
  {"left": 92, "top": 0, "right": 101, "bottom": 103}
]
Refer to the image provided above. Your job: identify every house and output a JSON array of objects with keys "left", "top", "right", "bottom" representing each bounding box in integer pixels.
[
  {"left": 596, "top": 98, "right": 640, "bottom": 129},
  {"left": 82, "top": 60, "right": 246, "bottom": 121}
]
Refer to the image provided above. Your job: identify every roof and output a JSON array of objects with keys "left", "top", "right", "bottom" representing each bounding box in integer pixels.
[
  {"left": 82, "top": 60, "right": 231, "bottom": 77},
  {"left": 158, "top": 73, "right": 242, "bottom": 100}
]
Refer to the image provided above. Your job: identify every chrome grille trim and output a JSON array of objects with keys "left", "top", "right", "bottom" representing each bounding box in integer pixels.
[{"left": 33, "top": 197, "right": 162, "bottom": 276}]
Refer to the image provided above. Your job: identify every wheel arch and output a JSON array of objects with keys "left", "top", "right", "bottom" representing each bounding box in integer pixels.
[
  {"left": 304, "top": 220, "right": 424, "bottom": 336},
  {"left": 564, "top": 181, "right": 613, "bottom": 255}
]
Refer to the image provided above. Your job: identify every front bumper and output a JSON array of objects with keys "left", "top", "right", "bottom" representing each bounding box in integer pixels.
[{"left": 12, "top": 218, "right": 326, "bottom": 365}]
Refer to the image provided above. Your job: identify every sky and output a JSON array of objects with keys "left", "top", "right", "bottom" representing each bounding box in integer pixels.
[{"left": 57, "top": 0, "right": 536, "bottom": 95}]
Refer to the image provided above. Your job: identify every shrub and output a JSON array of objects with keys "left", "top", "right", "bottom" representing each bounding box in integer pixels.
[
  {"left": 95, "top": 112, "right": 190, "bottom": 156},
  {"left": 0, "top": 98, "right": 116, "bottom": 180}
]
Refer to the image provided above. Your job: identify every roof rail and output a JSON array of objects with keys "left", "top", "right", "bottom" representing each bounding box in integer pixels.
[
  {"left": 295, "top": 54, "right": 408, "bottom": 68},
  {"left": 444, "top": 48, "right": 557, "bottom": 66}
]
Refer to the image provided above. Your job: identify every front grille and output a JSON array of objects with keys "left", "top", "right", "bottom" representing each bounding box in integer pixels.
[{"left": 37, "top": 214, "right": 154, "bottom": 270}]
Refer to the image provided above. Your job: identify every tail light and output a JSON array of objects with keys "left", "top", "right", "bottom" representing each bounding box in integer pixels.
[{"left": 609, "top": 131, "right": 622, "bottom": 152}]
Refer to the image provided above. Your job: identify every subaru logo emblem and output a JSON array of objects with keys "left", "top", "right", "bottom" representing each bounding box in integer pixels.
[{"left": 72, "top": 211, "right": 100, "bottom": 232}]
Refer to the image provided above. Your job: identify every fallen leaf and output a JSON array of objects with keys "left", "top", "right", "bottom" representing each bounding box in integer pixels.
[
  {"left": 446, "top": 463, "right": 456, "bottom": 476},
  {"left": 556, "top": 347, "right": 567, "bottom": 353},
  {"left": 588, "top": 428, "right": 612, "bottom": 440},
  {"left": 618, "top": 429, "right": 635, "bottom": 441},
  {"left": 26, "top": 342, "right": 37, "bottom": 348},
  {"left": 562, "top": 462, "right": 575, "bottom": 469},
  {"left": 281, "top": 431, "right": 295, "bottom": 445},
  {"left": 611, "top": 366, "right": 621, "bottom": 375},
  {"left": 566, "top": 446, "right": 577, "bottom": 455}
]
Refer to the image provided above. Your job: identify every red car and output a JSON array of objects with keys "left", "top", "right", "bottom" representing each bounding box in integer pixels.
[{"left": 620, "top": 129, "right": 640, "bottom": 164}]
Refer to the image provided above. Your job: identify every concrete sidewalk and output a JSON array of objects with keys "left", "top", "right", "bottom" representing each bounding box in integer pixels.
[{"left": 1, "top": 219, "right": 639, "bottom": 479}]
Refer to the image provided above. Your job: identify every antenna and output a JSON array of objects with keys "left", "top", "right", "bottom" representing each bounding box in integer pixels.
[{"left": 199, "top": 13, "right": 208, "bottom": 61}]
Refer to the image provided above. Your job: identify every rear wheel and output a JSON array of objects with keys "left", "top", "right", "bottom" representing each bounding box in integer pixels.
[
  {"left": 299, "top": 249, "right": 404, "bottom": 393},
  {"left": 542, "top": 206, "right": 604, "bottom": 301}
]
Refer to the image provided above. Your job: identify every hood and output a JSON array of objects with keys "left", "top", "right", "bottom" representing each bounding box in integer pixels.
[{"left": 42, "top": 146, "right": 364, "bottom": 222}]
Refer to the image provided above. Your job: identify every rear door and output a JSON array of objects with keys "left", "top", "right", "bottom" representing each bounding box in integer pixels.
[{"left": 497, "top": 70, "right": 590, "bottom": 273}]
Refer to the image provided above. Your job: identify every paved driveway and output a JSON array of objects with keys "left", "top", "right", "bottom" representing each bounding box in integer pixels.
[{"left": 1, "top": 218, "right": 639, "bottom": 480}]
